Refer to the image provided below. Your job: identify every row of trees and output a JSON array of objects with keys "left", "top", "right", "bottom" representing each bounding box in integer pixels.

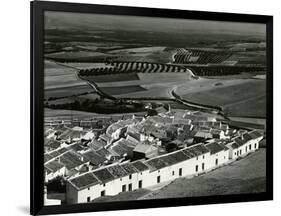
[
  {"left": 45, "top": 99, "right": 147, "bottom": 114},
  {"left": 174, "top": 49, "right": 233, "bottom": 64},
  {"left": 79, "top": 61, "right": 188, "bottom": 76}
]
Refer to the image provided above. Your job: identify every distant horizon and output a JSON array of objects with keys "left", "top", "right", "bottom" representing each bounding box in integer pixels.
[{"left": 45, "top": 11, "right": 266, "bottom": 37}]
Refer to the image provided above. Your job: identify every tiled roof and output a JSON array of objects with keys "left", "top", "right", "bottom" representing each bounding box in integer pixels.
[
  {"left": 44, "top": 153, "right": 52, "bottom": 163},
  {"left": 133, "top": 143, "right": 157, "bottom": 154},
  {"left": 131, "top": 161, "right": 150, "bottom": 172},
  {"left": 95, "top": 148, "right": 110, "bottom": 158},
  {"left": 161, "top": 151, "right": 189, "bottom": 166},
  {"left": 58, "top": 129, "right": 86, "bottom": 140},
  {"left": 70, "top": 173, "right": 100, "bottom": 190},
  {"left": 45, "top": 160, "right": 64, "bottom": 173},
  {"left": 234, "top": 137, "right": 247, "bottom": 147},
  {"left": 107, "top": 165, "right": 128, "bottom": 178},
  {"left": 242, "top": 133, "right": 253, "bottom": 141},
  {"left": 49, "top": 150, "right": 61, "bottom": 157},
  {"left": 249, "top": 130, "right": 263, "bottom": 139},
  {"left": 187, "top": 144, "right": 209, "bottom": 156},
  {"left": 60, "top": 151, "right": 85, "bottom": 170},
  {"left": 110, "top": 140, "right": 135, "bottom": 156},
  {"left": 120, "top": 163, "right": 138, "bottom": 175},
  {"left": 145, "top": 158, "right": 167, "bottom": 171},
  {"left": 231, "top": 142, "right": 240, "bottom": 149},
  {"left": 45, "top": 139, "right": 61, "bottom": 149},
  {"left": 56, "top": 147, "right": 68, "bottom": 155},
  {"left": 93, "top": 168, "right": 115, "bottom": 183},
  {"left": 82, "top": 150, "right": 106, "bottom": 165},
  {"left": 67, "top": 143, "right": 84, "bottom": 152},
  {"left": 205, "top": 142, "right": 226, "bottom": 155},
  {"left": 88, "top": 139, "right": 105, "bottom": 151}
]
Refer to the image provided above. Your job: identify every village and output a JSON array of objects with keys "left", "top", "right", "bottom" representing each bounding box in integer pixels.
[{"left": 44, "top": 106, "right": 264, "bottom": 205}]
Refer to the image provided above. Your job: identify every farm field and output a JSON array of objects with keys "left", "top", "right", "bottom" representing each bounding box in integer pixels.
[
  {"left": 228, "top": 117, "right": 266, "bottom": 125},
  {"left": 101, "top": 85, "right": 146, "bottom": 95},
  {"left": 85, "top": 73, "right": 139, "bottom": 83},
  {"left": 44, "top": 108, "right": 98, "bottom": 119},
  {"left": 228, "top": 120, "right": 265, "bottom": 130},
  {"left": 45, "top": 85, "right": 95, "bottom": 99},
  {"left": 227, "top": 51, "right": 266, "bottom": 65},
  {"left": 224, "top": 95, "right": 266, "bottom": 117},
  {"left": 108, "top": 46, "right": 166, "bottom": 54},
  {"left": 62, "top": 62, "right": 111, "bottom": 70},
  {"left": 44, "top": 60, "right": 86, "bottom": 88},
  {"left": 44, "top": 60, "right": 93, "bottom": 100},
  {"left": 45, "top": 51, "right": 108, "bottom": 60},
  {"left": 94, "top": 72, "right": 193, "bottom": 87},
  {"left": 44, "top": 108, "right": 147, "bottom": 120},
  {"left": 179, "top": 79, "right": 266, "bottom": 117},
  {"left": 87, "top": 72, "right": 194, "bottom": 98}
]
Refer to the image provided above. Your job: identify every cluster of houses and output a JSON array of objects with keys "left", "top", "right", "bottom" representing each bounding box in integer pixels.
[{"left": 44, "top": 109, "right": 264, "bottom": 205}]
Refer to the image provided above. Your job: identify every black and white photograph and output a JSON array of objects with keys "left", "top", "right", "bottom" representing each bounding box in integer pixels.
[
  {"left": 1, "top": 0, "right": 279, "bottom": 215},
  {"left": 42, "top": 10, "right": 268, "bottom": 206}
]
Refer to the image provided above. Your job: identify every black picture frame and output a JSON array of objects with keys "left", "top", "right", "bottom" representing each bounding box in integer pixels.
[{"left": 30, "top": 1, "right": 273, "bottom": 215}]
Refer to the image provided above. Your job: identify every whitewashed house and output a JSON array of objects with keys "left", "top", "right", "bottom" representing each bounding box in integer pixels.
[
  {"left": 65, "top": 130, "right": 263, "bottom": 204},
  {"left": 226, "top": 131, "right": 263, "bottom": 159},
  {"left": 205, "top": 142, "right": 229, "bottom": 169},
  {"left": 45, "top": 160, "right": 66, "bottom": 182}
]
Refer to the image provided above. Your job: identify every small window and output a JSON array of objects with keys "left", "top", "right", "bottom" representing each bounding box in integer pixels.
[
  {"left": 88, "top": 187, "right": 90, "bottom": 190},
  {"left": 179, "top": 168, "right": 182, "bottom": 176},
  {"left": 215, "top": 158, "right": 218, "bottom": 166},
  {"left": 157, "top": 175, "right": 161, "bottom": 183},
  {"left": 120, "top": 178, "right": 122, "bottom": 181},
  {"left": 129, "top": 174, "right": 132, "bottom": 179},
  {"left": 196, "top": 156, "right": 198, "bottom": 160},
  {"left": 138, "top": 180, "right": 142, "bottom": 189},
  {"left": 103, "top": 183, "right": 106, "bottom": 187},
  {"left": 246, "top": 146, "right": 248, "bottom": 152},
  {"left": 249, "top": 144, "right": 252, "bottom": 150},
  {"left": 101, "top": 190, "right": 105, "bottom": 196},
  {"left": 202, "top": 163, "right": 205, "bottom": 171},
  {"left": 158, "top": 170, "right": 160, "bottom": 173},
  {"left": 172, "top": 171, "right": 175, "bottom": 176},
  {"left": 234, "top": 152, "right": 236, "bottom": 155},
  {"left": 203, "top": 155, "right": 205, "bottom": 159},
  {"left": 140, "top": 172, "right": 142, "bottom": 175},
  {"left": 240, "top": 150, "right": 242, "bottom": 155},
  {"left": 195, "top": 165, "right": 198, "bottom": 172},
  {"left": 254, "top": 144, "right": 257, "bottom": 149},
  {"left": 87, "top": 197, "right": 91, "bottom": 202}
]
